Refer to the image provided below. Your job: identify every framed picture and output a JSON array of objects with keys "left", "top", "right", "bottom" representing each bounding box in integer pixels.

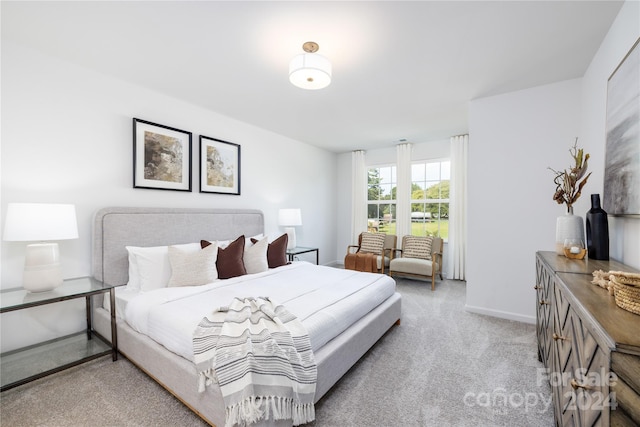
[
  {"left": 133, "top": 118, "right": 192, "bottom": 191},
  {"left": 603, "top": 37, "right": 640, "bottom": 216},
  {"left": 199, "top": 135, "right": 241, "bottom": 195}
]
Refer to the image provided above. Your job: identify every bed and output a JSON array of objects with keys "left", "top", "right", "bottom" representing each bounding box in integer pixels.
[{"left": 91, "top": 207, "right": 401, "bottom": 426}]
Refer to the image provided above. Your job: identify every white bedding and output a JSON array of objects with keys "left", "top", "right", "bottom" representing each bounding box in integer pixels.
[
  {"left": 102, "top": 286, "right": 139, "bottom": 318},
  {"left": 123, "top": 262, "right": 396, "bottom": 361}
]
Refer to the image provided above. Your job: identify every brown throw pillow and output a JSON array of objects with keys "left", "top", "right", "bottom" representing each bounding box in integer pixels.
[
  {"left": 251, "top": 233, "right": 289, "bottom": 268},
  {"left": 201, "top": 235, "right": 247, "bottom": 279}
]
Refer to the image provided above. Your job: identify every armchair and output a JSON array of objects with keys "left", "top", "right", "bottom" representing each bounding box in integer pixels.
[
  {"left": 389, "top": 235, "right": 443, "bottom": 290},
  {"left": 345, "top": 232, "right": 397, "bottom": 274}
]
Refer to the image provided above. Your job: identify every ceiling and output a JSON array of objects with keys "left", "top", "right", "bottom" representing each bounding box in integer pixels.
[{"left": 2, "top": 1, "right": 624, "bottom": 153}]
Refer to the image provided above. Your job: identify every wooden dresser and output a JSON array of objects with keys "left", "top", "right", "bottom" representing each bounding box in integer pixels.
[{"left": 535, "top": 251, "right": 640, "bottom": 426}]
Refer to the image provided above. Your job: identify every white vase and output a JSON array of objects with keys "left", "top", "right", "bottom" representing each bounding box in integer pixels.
[{"left": 555, "top": 207, "right": 585, "bottom": 254}]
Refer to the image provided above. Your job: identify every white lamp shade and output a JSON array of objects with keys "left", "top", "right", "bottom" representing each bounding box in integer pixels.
[
  {"left": 4, "top": 203, "right": 79, "bottom": 241},
  {"left": 289, "top": 53, "right": 332, "bottom": 90},
  {"left": 278, "top": 209, "right": 302, "bottom": 226}
]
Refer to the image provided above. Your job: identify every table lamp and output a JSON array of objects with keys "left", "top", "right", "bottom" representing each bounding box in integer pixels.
[
  {"left": 278, "top": 208, "right": 302, "bottom": 250},
  {"left": 3, "top": 203, "right": 79, "bottom": 292}
]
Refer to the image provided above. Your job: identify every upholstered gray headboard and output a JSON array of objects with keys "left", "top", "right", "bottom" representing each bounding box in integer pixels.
[{"left": 92, "top": 207, "right": 264, "bottom": 286}]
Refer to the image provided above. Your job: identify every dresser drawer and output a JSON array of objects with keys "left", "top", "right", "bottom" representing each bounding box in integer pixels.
[
  {"left": 610, "top": 377, "right": 640, "bottom": 425},
  {"left": 612, "top": 352, "right": 640, "bottom": 396},
  {"left": 552, "top": 284, "right": 612, "bottom": 426},
  {"left": 610, "top": 407, "right": 638, "bottom": 427},
  {"left": 611, "top": 351, "right": 640, "bottom": 426}
]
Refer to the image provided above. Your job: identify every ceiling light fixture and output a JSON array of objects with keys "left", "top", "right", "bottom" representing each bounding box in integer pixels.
[{"left": 289, "top": 41, "right": 332, "bottom": 90}]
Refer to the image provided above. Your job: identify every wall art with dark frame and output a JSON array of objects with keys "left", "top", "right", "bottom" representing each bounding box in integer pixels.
[
  {"left": 603, "top": 37, "right": 640, "bottom": 217},
  {"left": 133, "top": 118, "right": 192, "bottom": 191},
  {"left": 199, "top": 135, "right": 241, "bottom": 195}
]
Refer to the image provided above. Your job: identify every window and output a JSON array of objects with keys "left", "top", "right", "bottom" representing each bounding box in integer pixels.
[
  {"left": 410, "top": 160, "right": 450, "bottom": 239},
  {"left": 367, "top": 165, "right": 396, "bottom": 234}
]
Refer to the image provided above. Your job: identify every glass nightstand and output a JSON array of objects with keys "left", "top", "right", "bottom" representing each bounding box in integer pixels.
[
  {"left": 0, "top": 276, "right": 123, "bottom": 391},
  {"left": 286, "top": 246, "right": 319, "bottom": 265}
]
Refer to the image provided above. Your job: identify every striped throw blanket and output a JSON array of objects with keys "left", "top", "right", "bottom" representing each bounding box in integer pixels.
[{"left": 193, "top": 297, "right": 317, "bottom": 427}]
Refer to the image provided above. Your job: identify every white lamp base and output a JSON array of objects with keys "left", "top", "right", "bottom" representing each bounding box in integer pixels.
[
  {"left": 23, "top": 243, "right": 63, "bottom": 292},
  {"left": 284, "top": 227, "right": 297, "bottom": 250}
]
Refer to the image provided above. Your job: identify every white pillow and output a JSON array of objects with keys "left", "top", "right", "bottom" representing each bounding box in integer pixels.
[
  {"left": 126, "top": 243, "right": 201, "bottom": 292},
  {"left": 168, "top": 243, "right": 218, "bottom": 287},
  {"left": 244, "top": 237, "right": 269, "bottom": 274},
  {"left": 126, "top": 250, "right": 140, "bottom": 291}
]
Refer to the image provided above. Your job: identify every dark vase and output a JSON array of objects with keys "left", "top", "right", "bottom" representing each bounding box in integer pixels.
[{"left": 586, "top": 194, "right": 609, "bottom": 260}]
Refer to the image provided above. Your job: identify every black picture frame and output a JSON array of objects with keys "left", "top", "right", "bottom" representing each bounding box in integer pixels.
[
  {"left": 603, "top": 37, "right": 640, "bottom": 216},
  {"left": 133, "top": 118, "right": 192, "bottom": 191},
  {"left": 199, "top": 135, "right": 241, "bottom": 195}
]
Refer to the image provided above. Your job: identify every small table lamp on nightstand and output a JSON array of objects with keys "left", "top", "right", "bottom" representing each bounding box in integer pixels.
[
  {"left": 3, "top": 203, "right": 79, "bottom": 292},
  {"left": 278, "top": 208, "right": 302, "bottom": 250}
]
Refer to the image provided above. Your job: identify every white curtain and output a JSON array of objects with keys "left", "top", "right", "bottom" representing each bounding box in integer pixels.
[
  {"left": 395, "top": 143, "right": 412, "bottom": 239},
  {"left": 351, "top": 150, "right": 368, "bottom": 243},
  {"left": 449, "top": 134, "right": 468, "bottom": 280}
]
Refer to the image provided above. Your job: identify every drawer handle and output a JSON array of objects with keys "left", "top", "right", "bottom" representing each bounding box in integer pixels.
[
  {"left": 539, "top": 300, "right": 549, "bottom": 305},
  {"left": 552, "top": 333, "right": 567, "bottom": 341},
  {"left": 534, "top": 285, "right": 542, "bottom": 290},
  {"left": 570, "top": 378, "right": 592, "bottom": 390}
]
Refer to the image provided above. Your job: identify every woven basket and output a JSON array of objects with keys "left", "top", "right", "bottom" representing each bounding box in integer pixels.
[{"left": 610, "top": 271, "right": 640, "bottom": 315}]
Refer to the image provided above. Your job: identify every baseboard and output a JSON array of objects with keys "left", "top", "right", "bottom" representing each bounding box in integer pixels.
[{"left": 464, "top": 304, "right": 536, "bottom": 324}]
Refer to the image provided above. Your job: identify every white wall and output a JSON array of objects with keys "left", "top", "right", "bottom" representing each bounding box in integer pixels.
[
  {"left": 334, "top": 139, "right": 452, "bottom": 276},
  {"left": 467, "top": 78, "right": 582, "bottom": 323},
  {"left": 0, "top": 40, "right": 337, "bottom": 352},
  {"left": 580, "top": 0, "right": 640, "bottom": 269},
  {"left": 465, "top": 0, "right": 640, "bottom": 323}
]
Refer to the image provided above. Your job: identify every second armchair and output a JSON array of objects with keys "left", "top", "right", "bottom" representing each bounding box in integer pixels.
[{"left": 389, "top": 235, "right": 443, "bottom": 290}]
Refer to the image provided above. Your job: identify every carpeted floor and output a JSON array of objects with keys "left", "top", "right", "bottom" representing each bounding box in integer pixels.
[{"left": 0, "top": 278, "right": 553, "bottom": 426}]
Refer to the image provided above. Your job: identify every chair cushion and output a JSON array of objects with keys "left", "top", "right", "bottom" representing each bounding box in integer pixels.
[
  {"left": 375, "top": 255, "right": 391, "bottom": 270},
  {"left": 360, "top": 232, "right": 386, "bottom": 254},
  {"left": 390, "top": 257, "right": 434, "bottom": 276},
  {"left": 403, "top": 236, "right": 433, "bottom": 260}
]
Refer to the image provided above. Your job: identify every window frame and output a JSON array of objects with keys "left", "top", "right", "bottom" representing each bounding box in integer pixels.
[
  {"left": 409, "top": 157, "right": 450, "bottom": 241},
  {"left": 366, "top": 163, "right": 397, "bottom": 234}
]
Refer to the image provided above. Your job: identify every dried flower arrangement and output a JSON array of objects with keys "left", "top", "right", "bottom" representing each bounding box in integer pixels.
[{"left": 549, "top": 138, "right": 592, "bottom": 212}]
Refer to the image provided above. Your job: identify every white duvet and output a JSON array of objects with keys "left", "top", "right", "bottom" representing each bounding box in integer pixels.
[{"left": 124, "top": 262, "right": 396, "bottom": 362}]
